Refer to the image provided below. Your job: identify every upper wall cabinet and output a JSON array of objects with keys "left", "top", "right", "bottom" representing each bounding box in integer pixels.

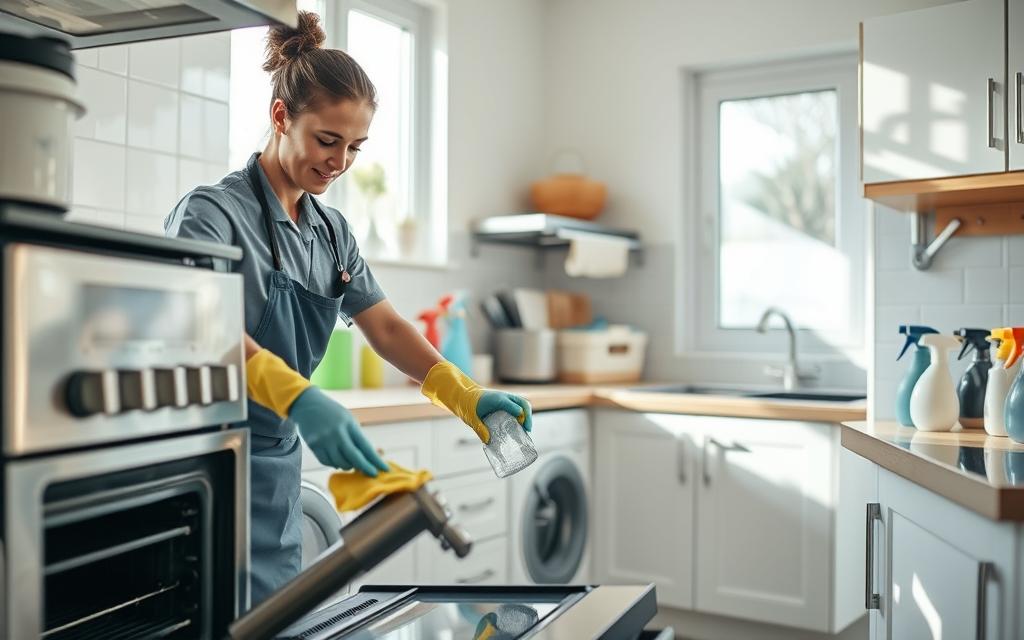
[
  {"left": 1010, "top": 0, "right": 1024, "bottom": 170},
  {"left": 862, "top": 0, "right": 1006, "bottom": 185}
]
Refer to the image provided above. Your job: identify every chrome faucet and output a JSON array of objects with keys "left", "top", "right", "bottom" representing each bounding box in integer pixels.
[{"left": 755, "top": 307, "right": 818, "bottom": 391}]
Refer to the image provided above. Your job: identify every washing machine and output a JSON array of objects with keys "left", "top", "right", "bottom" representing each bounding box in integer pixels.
[{"left": 509, "top": 408, "right": 592, "bottom": 584}]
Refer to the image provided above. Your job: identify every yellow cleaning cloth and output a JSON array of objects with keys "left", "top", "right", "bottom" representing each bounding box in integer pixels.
[
  {"left": 328, "top": 461, "right": 434, "bottom": 512},
  {"left": 246, "top": 348, "right": 311, "bottom": 418}
]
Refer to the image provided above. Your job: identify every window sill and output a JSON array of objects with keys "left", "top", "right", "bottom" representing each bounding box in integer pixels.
[{"left": 365, "top": 254, "right": 457, "bottom": 271}]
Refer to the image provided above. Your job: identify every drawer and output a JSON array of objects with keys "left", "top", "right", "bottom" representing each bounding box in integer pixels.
[
  {"left": 433, "top": 471, "right": 508, "bottom": 541},
  {"left": 302, "top": 419, "right": 433, "bottom": 472},
  {"left": 430, "top": 535, "right": 508, "bottom": 586},
  {"left": 433, "top": 417, "right": 490, "bottom": 476}
]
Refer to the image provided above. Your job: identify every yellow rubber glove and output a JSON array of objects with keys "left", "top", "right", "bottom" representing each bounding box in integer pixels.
[
  {"left": 420, "top": 361, "right": 530, "bottom": 445},
  {"left": 328, "top": 461, "right": 433, "bottom": 512},
  {"left": 245, "top": 348, "right": 311, "bottom": 418}
]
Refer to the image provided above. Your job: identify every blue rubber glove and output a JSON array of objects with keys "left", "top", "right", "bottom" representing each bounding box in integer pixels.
[
  {"left": 477, "top": 390, "right": 532, "bottom": 433},
  {"left": 288, "top": 386, "right": 389, "bottom": 476}
]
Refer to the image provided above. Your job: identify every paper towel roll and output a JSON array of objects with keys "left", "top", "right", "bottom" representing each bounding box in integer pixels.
[{"left": 563, "top": 231, "right": 631, "bottom": 278}]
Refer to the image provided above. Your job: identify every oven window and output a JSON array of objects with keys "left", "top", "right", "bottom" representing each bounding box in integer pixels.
[{"left": 40, "top": 453, "right": 238, "bottom": 639}]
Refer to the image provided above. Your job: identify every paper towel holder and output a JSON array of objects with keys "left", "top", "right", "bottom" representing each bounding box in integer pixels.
[{"left": 470, "top": 213, "right": 644, "bottom": 269}]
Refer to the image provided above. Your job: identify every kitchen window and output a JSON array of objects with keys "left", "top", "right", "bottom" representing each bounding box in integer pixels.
[
  {"left": 686, "top": 54, "right": 864, "bottom": 356},
  {"left": 229, "top": 0, "right": 445, "bottom": 263}
]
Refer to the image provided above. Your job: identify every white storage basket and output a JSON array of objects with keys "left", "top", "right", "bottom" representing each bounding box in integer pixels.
[{"left": 556, "top": 325, "right": 647, "bottom": 384}]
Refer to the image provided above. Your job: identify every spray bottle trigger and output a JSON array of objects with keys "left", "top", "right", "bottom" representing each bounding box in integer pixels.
[
  {"left": 897, "top": 337, "right": 913, "bottom": 361},
  {"left": 957, "top": 339, "right": 972, "bottom": 361}
]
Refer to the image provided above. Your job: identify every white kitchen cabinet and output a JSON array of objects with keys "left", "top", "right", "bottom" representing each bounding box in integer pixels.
[
  {"left": 344, "top": 421, "right": 434, "bottom": 589},
  {"left": 862, "top": 0, "right": 1006, "bottom": 183},
  {"left": 1010, "top": 0, "right": 1024, "bottom": 169},
  {"left": 694, "top": 417, "right": 832, "bottom": 631},
  {"left": 592, "top": 411, "right": 695, "bottom": 608},
  {"left": 843, "top": 450, "right": 1019, "bottom": 640},
  {"left": 878, "top": 467, "right": 1015, "bottom": 640}
]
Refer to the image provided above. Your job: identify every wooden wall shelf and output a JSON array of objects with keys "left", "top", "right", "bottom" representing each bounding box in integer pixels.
[{"left": 864, "top": 171, "right": 1024, "bottom": 212}]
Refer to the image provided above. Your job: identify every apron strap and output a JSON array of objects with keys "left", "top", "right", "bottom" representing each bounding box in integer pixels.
[
  {"left": 247, "top": 154, "right": 284, "bottom": 272},
  {"left": 308, "top": 196, "right": 344, "bottom": 274}
]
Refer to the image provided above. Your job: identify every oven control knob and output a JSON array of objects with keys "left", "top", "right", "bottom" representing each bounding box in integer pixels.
[
  {"left": 185, "top": 366, "right": 213, "bottom": 406},
  {"left": 65, "top": 370, "right": 119, "bottom": 417},
  {"left": 209, "top": 364, "right": 240, "bottom": 403},
  {"left": 153, "top": 367, "right": 188, "bottom": 409},
  {"left": 117, "top": 369, "right": 156, "bottom": 412}
]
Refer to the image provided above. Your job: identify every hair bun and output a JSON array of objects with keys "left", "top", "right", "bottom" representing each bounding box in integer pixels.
[{"left": 263, "top": 11, "right": 326, "bottom": 73}]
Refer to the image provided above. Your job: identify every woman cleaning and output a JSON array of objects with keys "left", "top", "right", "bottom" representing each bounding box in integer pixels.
[{"left": 165, "top": 11, "right": 532, "bottom": 607}]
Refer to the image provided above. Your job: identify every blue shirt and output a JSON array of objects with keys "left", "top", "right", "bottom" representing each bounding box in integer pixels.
[{"left": 165, "top": 153, "right": 386, "bottom": 333}]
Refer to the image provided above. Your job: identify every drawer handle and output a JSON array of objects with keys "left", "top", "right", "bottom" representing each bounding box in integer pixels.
[
  {"left": 865, "top": 502, "right": 881, "bottom": 610},
  {"left": 1017, "top": 71, "right": 1023, "bottom": 145},
  {"left": 977, "top": 561, "right": 994, "bottom": 640},
  {"left": 988, "top": 77, "right": 997, "bottom": 149},
  {"left": 456, "top": 437, "right": 479, "bottom": 447},
  {"left": 458, "top": 497, "right": 495, "bottom": 514},
  {"left": 456, "top": 568, "right": 495, "bottom": 584}
]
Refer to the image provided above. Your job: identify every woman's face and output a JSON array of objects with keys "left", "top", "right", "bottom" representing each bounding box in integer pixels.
[{"left": 274, "top": 97, "right": 374, "bottom": 195}]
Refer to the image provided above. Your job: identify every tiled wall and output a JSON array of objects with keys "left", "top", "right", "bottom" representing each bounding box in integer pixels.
[
  {"left": 69, "top": 35, "right": 231, "bottom": 235},
  {"left": 873, "top": 205, "right": 1024, "bottom": 419}
]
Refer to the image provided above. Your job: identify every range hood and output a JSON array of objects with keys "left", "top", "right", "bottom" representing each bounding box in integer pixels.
[{"left": 0, "top": 0, "right": 296, "bottom": 49}]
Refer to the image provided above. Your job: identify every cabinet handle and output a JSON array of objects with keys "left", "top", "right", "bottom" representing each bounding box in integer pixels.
[
  {"left": 456, "top": 437, "right": 479, "bottom": 447},
  {"left": 457, "top": 497, "right": 495, "bottom": 514},
  {"left": 675, "top": 435, "right": 687, "bottom": 485},
  {"left": 976, "top": 561, "right": 993, "bottom": 640},
  {"left": 1016, "top": 72, "right": 1023, "bottom": 145},
  {"left": 865, "top": 502, "right": 881, "bottom": 610},
  {"left": 455, "top": 568, "right": 495, "bottom": 584},
  {"left": 988, "top": 77, "right": 997, "bottom": 149},
  {"left": 702, "top": 437, "right": 749, "bottom": 486}
]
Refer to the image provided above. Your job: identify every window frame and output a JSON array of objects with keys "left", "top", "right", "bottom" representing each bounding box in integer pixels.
[
  {"left": 681, "top": 52, "right": 864, "bottom": 358},
  {"left": 324, "top": 0, "right": 446, "bottom": 263}
]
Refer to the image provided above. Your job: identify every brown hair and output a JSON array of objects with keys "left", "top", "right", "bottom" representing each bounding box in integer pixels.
[{"left": 263, "top": 11, "right": 377, "bottom": 116}]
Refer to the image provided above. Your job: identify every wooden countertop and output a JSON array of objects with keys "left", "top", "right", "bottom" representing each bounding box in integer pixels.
[
  {"left": 842, "top": 421, "right": 1024, "bottom": 521},
  {"left": 323, "top": 383, "right": 867, "bottom": 425}
]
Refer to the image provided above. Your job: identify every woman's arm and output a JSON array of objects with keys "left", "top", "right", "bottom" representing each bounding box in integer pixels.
[{"left": 353, "top": 300, "right": 443, "bottom": 383}]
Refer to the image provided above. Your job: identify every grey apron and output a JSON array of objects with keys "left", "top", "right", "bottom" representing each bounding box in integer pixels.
[{"left": 244, "top": 153, "right": 346, "bottom": 607}]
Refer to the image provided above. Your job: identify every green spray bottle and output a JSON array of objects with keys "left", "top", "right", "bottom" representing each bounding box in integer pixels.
[
  {"left": 954, "top": 328, "right": 992, "bottom": 429},
  {"left": 896, "top": 325, "right": 938, "bottom": 427}
]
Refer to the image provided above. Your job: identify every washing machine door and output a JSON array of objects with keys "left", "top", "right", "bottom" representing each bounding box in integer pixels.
[
  {"left": 521, "top": 455, "right": 588, "bottom": 583},
  {"left": 300, "top": 480, "right": 342, "bottom": 568}
]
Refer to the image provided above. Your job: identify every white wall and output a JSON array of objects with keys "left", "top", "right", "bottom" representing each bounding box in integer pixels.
[
  {"left": 69, "top": 35, "right": 231, "bottom": 235},
  {"left": 872, "top": 213, "right": 1024, "bottom": 419},
  {"left": 537, "top": 0, "right": 954, "bottom": 387}
]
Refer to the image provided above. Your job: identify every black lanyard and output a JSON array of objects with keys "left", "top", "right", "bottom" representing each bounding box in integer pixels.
[{"left": 247, "top": 155, "right": 344, "bottom": 274}]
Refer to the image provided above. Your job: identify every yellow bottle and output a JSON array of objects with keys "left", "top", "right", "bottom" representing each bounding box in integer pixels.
[{"left": 360, "top": 344, "right": 384, "bottom": 389}]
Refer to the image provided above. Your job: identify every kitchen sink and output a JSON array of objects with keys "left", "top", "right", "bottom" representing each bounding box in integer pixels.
[
  {"left": 628, "top": 385, "right": 866, "bottom": 403},
  {"left": 745, "top": 391, "right": 866, "bottom": 403},
  {"left": 630, "top": 384, "right": 751, "bottom": 396}
]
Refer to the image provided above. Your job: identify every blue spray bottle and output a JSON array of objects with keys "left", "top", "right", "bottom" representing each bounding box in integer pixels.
[
  {"left": 896, "top": 325, "right": 938, "bottom": 427},
  {"left": 440, "top": 292, "right": 474, "bottom": 377}
]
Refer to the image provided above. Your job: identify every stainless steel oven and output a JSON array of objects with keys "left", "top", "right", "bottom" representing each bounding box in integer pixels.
[{"left": 0, "top": 212, "right": 250, "bottom": 639}]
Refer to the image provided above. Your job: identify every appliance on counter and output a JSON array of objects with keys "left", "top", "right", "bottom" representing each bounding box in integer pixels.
[
  {"left": 0, "top": 0, "right": 296, "bottom": 48},
  {"left": 0, "top": 33, "right": 83, "bottom": 211},
  {"left": 0, "top": 203, "right": 250, "bottom": 638},
  {"left": 509, "top": 409, "right": 591, "bottom": 584}
]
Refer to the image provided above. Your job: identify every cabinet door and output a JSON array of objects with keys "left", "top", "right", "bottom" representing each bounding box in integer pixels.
[
  {"left": 592, "top": 410, "right": 695, "bottom": 608},
  {"left": 695, "top": 418, "right": 832, "bottom": 631},
  {"left": 1010, "top": 0, "right": 1024, "bottom": 169},
  {"left": 879, "top": 468, "right": 1013, "bottom": 640},
  {"left": 345, "top": 422, "right": 433, "bottom": 588},
  {"left": 839, "top": 448, "right": 881, "bottom": 638},
  {"left": 862, "top": 0, "right": 1005, "bottom": 183}
]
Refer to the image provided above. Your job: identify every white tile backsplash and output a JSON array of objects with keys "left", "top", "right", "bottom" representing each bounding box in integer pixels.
[
  {"left": 72, "top": 139, "right": 125, "bottom": 211},
  {"left": 69, "top": 34, "right": 230, "bottom": 234},
  {"left": 97, "top": 46, "right": 128, "bottom": 75},
  {"left": 129, "top": 40, "right": 181, "bottom": 88},
  {"left": 873, "top": 205, "right": 1021, "bottom": 419},
  {"left": 127, "top": 80, "right": 179, "bottom": 154},
  {"left": 125, "top": 149, "right": 177, "bottom": 216},
  {"left": 74, "top": 67, "right": 127, "bottom": 144}
]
